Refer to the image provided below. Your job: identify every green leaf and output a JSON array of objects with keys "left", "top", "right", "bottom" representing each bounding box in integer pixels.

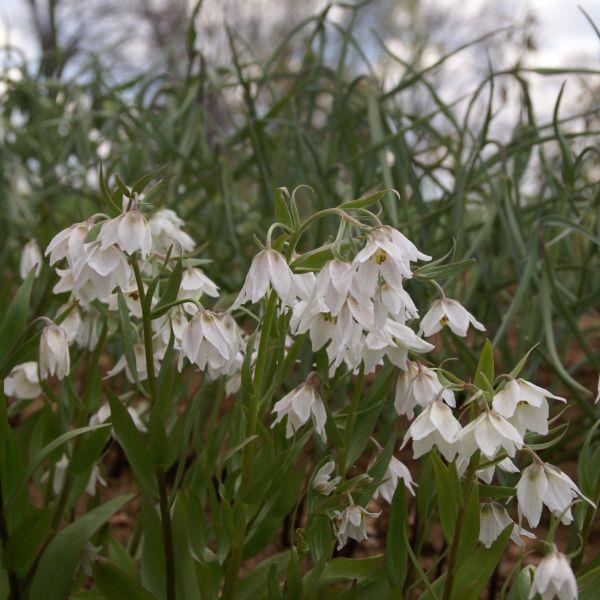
[
  {"left": 132, "top": 163, "right": 169, "bottom": 195},
  {"left": 29, "top": 494, "right": 134, "bottom": 600},
  {"left": 116, "top": 287, "right": 141, "bottom": 386},
  {"left": 107, "top": 390, "right": 158, "bottom": 498},
  {"left": 274, "top": 188, "right": 293, "bottom": 229},
  {"left": 108, "top": 537, "right": 139, "bottom": 580},
  {"left": 0, "top": 269, "right": 36, "bottom": 364},
  {"left": 284, "top": 547, "right": 303, "bottom": 598},
  {"left": 579, "top": 565, "right": 600, "bottom": 600},
  {"left": 508, "top": 566, "right": 534, "bottom": 600},
  {"left": 474, "top": 339, "right": 494, "bottom": 392},
  {"left": 94, "top": 560, "right": 157, "bottom": 600},
  {"left": 152, "top": 258, "right": 183, "bottom": 317},
  {"left": 416, "top": 258, "right": 476, "bottom": 280},
  {"left": 339, "top": 189, "right": 389, "bottom": 210},
  {"left": 457, "top": 483, "right": 480, "bottom": 563},
  {"left": 431, "top": 453, "right": 460, "bottom": 542},
  {"left": 2, "top": 507, "right": 53, "bottom": 573},
  {"left": 451, "top": 526, "right": 512, "bottom": 599},
  {"left": 386, "top": 483, "right": 408, "bottom": 589}
]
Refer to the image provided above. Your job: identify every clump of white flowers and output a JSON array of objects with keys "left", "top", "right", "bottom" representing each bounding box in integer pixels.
[{"left": 12, "top": 179, "right": 590, "bottom": 600}]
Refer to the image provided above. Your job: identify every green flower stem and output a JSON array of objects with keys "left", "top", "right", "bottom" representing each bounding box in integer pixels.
[
  {"left": 338, "top": 364, "right": 365, "bottom": 474},
  {"left": 223, "top": 289, "right": 279, "bottom": 598},
  {"left": 130, "top": 253, "right": 175, "bottom": 600},
  {"left": 0, "top": 475, "right": 21, "bottom": 599},
  {"left": 441, "top": 459, "right": 478, "bottom": 600}
]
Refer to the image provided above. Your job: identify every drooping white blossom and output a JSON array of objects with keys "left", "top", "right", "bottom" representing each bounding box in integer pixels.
[
  {"left": 492, "top": 378, "right": 566, "bottom": 435},
  {"left": 233, "top": 248, "right": 300, "bottom": 308},
  {"left": 332, "top": 503, "right": 381, "bottom": 550},
  {"left": 4, "top": 362, "right": 41, "bottom": 399},
  {"left": 479, "top": 502, "right": 534, "bottom": 548},
  {"left": 394, "top": 361, "right": 455, "bottom": 418},
  {"left": 20, "top": 239, "right": 42, "bottom": 279},
  {"left": 353, "top": 226, "right": 430, "bottom": 296},
  {"left": 529, "top": 550, "right": 578, "bottom": 600},
  {"left": 420, "top": 298, "right": 485, "bottom": 338},
  {"left": 517, "top": 462, "right": 593, "bottom": 527},
  {"left": 374, "top": 456, "right": 416, "bottom": 503},
  {"left": 69, "top": 241, "right": 132, "bottom": 303},
  {"left": 39, "top": 321, "right": 70, "bottom": 380},
  {"left": 360, "top": 318, "right": 434, "bottom": 373},
  {"left": 179, "top": 267, "right": 219, "bottom": 312},
  {"left": 402, "top": 398, "right": 462, "bottom": 462},
  {"left": 271, "top": 377, "right": 327, "bottom": 442},
  {"left": 312, "top": 461, "right": 342, "bottom": 496},
  {"left": 149, "top": 208, "right": 195, "bottom": 254},
  {"left": 457, "top": 410, "right": 523, "bottom": 461},
  {"left": 98, "top": 209, "right": 152, "bottom": 258},
  {"left": 45, "top": 220, "right": 93, "bottom": 266}
]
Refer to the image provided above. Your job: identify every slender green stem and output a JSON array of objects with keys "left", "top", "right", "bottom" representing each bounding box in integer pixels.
[
  {"left": 223, "top": 290, "right": 279, "bottom": 598},
  {"left": 338, "top": 364, "right": 365, "bottom": 473},
  {"left": 156, "top": 467, "right": 175, "bottom": 600},
  {"left": 0, "top": 477, "right": 21, "bottom": 599},
  {"left": 442, "top": 459, "right": 478, "bottom": 600},
  {"left": 131, "top": 252, "right": 175, "bottom": 600}
]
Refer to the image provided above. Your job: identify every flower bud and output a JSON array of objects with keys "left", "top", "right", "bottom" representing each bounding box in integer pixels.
[
  {"left": 20, "top": 239, "right": 42, "bottom": 279},
  {"left": 39, "top": 321, "right": 70, "bottom": 380}
]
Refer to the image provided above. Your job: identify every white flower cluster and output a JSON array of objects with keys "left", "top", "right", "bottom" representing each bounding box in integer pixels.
[{"left": 7, "top": 188, "right": 589, "bottom": 592}]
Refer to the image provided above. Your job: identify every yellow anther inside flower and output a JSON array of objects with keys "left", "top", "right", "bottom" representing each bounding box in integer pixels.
[
  {"left": 375, "top": 249, "right": 387, "bottom": 264},
  {"left": 323, "top": 312, "right": 338, "bottom": 324},
  {"left": 438, "top": 316, "right": 448, "bottom": 327}
]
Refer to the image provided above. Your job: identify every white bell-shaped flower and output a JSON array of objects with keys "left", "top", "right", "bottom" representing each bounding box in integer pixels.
[
  {"left": 4, "top": 362, "right": 41, "bottom": 399},
  {"left": 39, "top": 321, "right": 70, "bottom": 380},
  {"left": 271, "top": 376, "right": 327, "bottom": 442},
  {"left": 179, "top": 267, "right": 219, "bottom": 313},
  {"left": 148, "top": 208, "right": 195, "bottom": 254},
  {"left": 312, "top": 461, "right": 341, "bottom": 496},
  {"left": 45, "top": 220, "right": 92, "bottom": 266},
  {"left": 402, "top": 398, "right": 462, "bottom": 462},
  {"left": 20, "top": 239, "right": 42, "bottom": 279},
  {"left": 233, "top": 248, "right": 299, "bottom": 308},
  {"left": 457, "top": 410, "right": 523, "bottom": 461},
  {"left": 180, "top": 310, "right": 235, "bottom": 371},
  {"left": 529, "top": 550, "right": 577, "bottom": 600},
  {"left": 395, "top": 361, "right": 455, "bottom": 418},
  {"left": 479, "top": 502, "right": 534, "bottom": 549},
  {"left": 420, "top": 298, "right": 485, "bottom": 338},
  {"left": 374, "top": 456, "right": 416, "bottom": 503},
  {"left": 517, "top": 462, "right": 593, "bottom": 527},
  {"left": 492, "top": 378, "right": 566, "bottom": 436},
  {"left": 353, "top": 226, "right": 430, "bottom": 296},
  {"left": 315, "top": 259, "right": 356, "bottom": 315},
  {"left": 71, "top": 241, "right": 132, "bottom": 302},
  {"left": 332, "top": 503, "right": 381, "bottom": 550},
  {"left": 361, "top": 318, "right": 434, "bottom": 374},
  {"left": 99, "top": 209, "right": 152, "bottom": 258}
]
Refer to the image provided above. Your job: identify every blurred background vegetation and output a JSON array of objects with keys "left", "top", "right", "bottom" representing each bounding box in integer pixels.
[{"left": 0, "top": 0, "right": 598, "bottom": 435}]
